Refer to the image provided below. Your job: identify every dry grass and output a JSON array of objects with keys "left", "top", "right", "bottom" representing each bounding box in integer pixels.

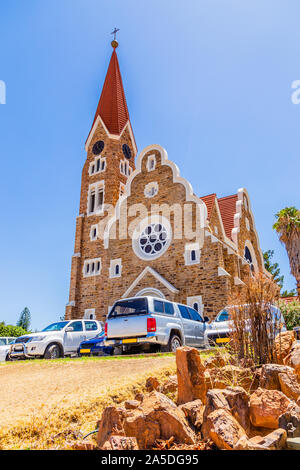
[{"left": 0, "top": 355, "right": 177, "bottom": 450}]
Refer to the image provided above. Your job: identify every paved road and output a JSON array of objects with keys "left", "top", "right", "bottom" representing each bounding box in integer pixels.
[{"left": 0, "top": 355, "right": 175, "bottom": 428}]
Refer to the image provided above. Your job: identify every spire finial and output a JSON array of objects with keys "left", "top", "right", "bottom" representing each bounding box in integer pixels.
[{"left": 111, "top": 27, "right": 120, "bottom": 48}]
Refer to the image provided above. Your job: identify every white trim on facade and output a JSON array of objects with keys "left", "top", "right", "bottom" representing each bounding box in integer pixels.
[
  {"left": 90, "top": 224, "right": 98, "bottom": 241},
  {"left": 134, "top": 287, "right": 165, "bottom": 298},
  {"left": 87, "top": 181, "right": 105, "bottom": 216},
  {"left": 146, "top": 154, "right": 156, "bottom": 172},
  {"left": 121, "top": 266, "right": 179, "bottom": 299},
  {"left": 144, "top": 181, "right": 158, "bottom": 198},
  {"left": 85, "top": 115, "right": 137, "bottom": 157},
  {"left": 218, "top": 267, "right": 231, "bottom": 277},
  {"left": 184, "top": 242, "right": 201, "bottom": 265},
  {"left": 186, "top": 295, "right": 204, "bottom": 315},
  {"left": 84, "top": 308, "right": 96, "bottom": 319},
  {"left": 109, "top": 258, "right": 122, "bottom": 278},
  {"left": 83, "top": 258, "right": 102, "bottom": 277},
  {"left": 103, "top": 144, "right": 208, "bottom": 249}
]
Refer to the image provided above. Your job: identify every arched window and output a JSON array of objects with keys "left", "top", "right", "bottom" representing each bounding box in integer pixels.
[
  {"left": 244, "top": 246, "right": 254, "bottom": 272},
  {"left": 193, "top": 302, "right": 199, "bottom": 312}
]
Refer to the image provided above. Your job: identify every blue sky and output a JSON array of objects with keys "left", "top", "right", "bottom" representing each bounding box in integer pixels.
[{"left": 0, "top": 0, "right": 299, "bottom": 330}]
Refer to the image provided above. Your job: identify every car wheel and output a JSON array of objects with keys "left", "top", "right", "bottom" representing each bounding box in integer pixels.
[
  {"left": 44, "top": 344, "right": 61, "bottom": 360},
  {"left": 5, "top": 353, "right": 11, "bottom": 361},
  {"left": 168, "top": 334, "right": 182, "bottom": 352}
]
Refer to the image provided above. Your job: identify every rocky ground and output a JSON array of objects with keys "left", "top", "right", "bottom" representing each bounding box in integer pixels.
[{"left": 74, "top": 331, "right": 300, "bottom": 451}]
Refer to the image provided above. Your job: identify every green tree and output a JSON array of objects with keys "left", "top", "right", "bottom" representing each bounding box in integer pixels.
[
  {"left": 281, "top": 289, "right": 297, "bottom": 298},
  {"left": 0, "top": 321, "right": 29, "bottom": 337},
  {"left": 273, "top": 207, "right": 300, "bottom": 297},
  {"left": 278, "top": 299, "right": 300, "bottom": 330},
  {"left": 263, "top": 250, "right": 284, "bottom": 289},
  {"left": 17, "top": 307, "right": 31, "bottom": 331}
]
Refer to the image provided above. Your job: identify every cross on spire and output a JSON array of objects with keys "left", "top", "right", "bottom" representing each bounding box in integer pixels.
[{"left": 111, "top": 27, "right": 120, "bottom": 41}]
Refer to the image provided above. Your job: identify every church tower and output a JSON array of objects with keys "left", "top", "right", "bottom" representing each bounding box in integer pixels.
[{"left": 66, "top": 38, "right": 136, "bottom": 320}]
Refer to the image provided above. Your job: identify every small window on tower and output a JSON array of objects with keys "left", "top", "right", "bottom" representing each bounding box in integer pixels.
[
  {"left": 191, "top": 250, "right": 196, "bottom": 262},
  {"left": 101, "top": 160, "right": 105, "bottom": 171},
  {"left": 115, "top": 265, "right": 119, "bottom": 275},
  {"left": 96, "top": 159, "right": 100, "bottom": 172},
  {"left": 97, "top": 188, "right": 104, "bottom": 211},
  {"left": 89, "top": 191, "right": 96, "bottom": 213}
]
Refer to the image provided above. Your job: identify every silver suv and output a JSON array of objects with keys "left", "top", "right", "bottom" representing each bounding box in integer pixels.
[{"left": 104, "top": 296, "right": 209, "bottom": 353}]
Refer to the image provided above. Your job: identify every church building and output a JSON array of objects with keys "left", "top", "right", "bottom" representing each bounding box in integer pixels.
[{"left": 65, "top": 39, "right": 266, "bottom": 322}]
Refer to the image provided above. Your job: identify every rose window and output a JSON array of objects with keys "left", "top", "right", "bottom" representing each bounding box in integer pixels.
[{"left": 139, "top": 223, "right": 168, "bottom": 256}]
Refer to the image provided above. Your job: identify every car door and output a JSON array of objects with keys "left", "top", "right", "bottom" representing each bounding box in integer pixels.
[
  {"left": 64, "top": 321, "right": 85, "bottom": 353},
  {"left": 84, "top": 320, "right": 101, "bottom": 340},
  {"left": 187, "top": 307, "right": 205, "bottom": 346},
  {"left": 178, "top": 305, "right": 195, "bottom": 346}
]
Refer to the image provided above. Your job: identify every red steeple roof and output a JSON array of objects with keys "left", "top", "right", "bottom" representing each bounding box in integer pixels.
[
  {"left": 88, "top": 48, "right": 131, "bottom": 139},
  {"left": 218, "top": 194, "right": 238, "bottom": 240}
]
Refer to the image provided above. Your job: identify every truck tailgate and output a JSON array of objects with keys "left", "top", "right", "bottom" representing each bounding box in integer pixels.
[{"left": 107, "top": 315, "right": 148, "bottom": 339}]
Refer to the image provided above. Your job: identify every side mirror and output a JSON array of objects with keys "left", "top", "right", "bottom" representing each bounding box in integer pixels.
[
  {"left": 204, "top": 316, "right": 210, "bottom": 323},
  {"left": 65, "top": 326, "right": 74, "bottom": 332}
]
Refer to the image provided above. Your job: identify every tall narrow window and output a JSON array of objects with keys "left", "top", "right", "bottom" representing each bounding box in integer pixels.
[
  {"left": 193, "top": 302, "right": 199, "bottom": 312},
  {"left": 89, "top": 190, "right": 96, "bottom": 213},
  {"left": 191, "top": 250, "right": 196, "bottom": 262},
  {"left": 97, "top": 188, "right": 104, "bottom": 211},
  {"left": 115, "top": 265, "right": 119, "bottom": 275}
]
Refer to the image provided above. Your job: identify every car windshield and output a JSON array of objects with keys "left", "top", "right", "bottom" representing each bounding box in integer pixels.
[
  {"left": 42, "top": 321, "right": 69, "bottom": 332},
  {"left": 8, "top": 338, "right": 15, "bottom": 344},
  {"left": 0, "top": 339, "right": 7, "bottom": 346},
  {"left": 109, "top": 298, "right": 148, "bottom": 318}
]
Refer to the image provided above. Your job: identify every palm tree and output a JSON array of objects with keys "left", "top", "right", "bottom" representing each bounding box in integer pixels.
[{"left": 273, "top": 207, "right": 300, "bottom": 297}]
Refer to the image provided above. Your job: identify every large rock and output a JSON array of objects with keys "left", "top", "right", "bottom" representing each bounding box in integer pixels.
[
  {"left": 204, "top": 351, "right": 229, "bottom": 369},
  {"left": 259, "top": 364, "right": 295, "bottom": 390},
  {"left": 203, "top": 408, "right": 246, "bottom": 450},
  {"left": 278, "top": 371, "right": 300, "bottom": 400},
  {"left": 285, "top": 342, "right": 300, "bottom": 379},
  {"left": 176, "top": 347, "right": 206, "bottom": 404},
  {"left": 179, "top": 399, "right": 204, "bottom": 430},
  {"left": 278, "top": 403, "right": 300, "bottom": 438},
  {"left": 160, "top": 375, "right": 178, "bottom": 394},
  {"left": 123, "top": 391, "right": 196, "bottom": 449},
  {"left": 145, "top": 376, "right": 160, "bottom": 392},
  {"left": 102, "top": 435, "right": 139, "bottom": 450},
  {"left": 274, "top": 331, "right": 295, "bottom": 364},
  {"left": 203, "top": 387, "right": 250, "bottom": 433},
  {"left": 249, "top": 388, "right": 291, "bottom": 429},
  {"left": 233, "top": 436, "right": 266, "bottom": 450},
  {"left": 97, "top": 406, "right": 125, "bottom": 448},
  {"left": 250, "top": 429, "right": 287, "bottom": 450}
]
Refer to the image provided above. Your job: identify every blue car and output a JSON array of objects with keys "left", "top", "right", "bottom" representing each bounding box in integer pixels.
[{"left": 78, "top": 332, "right": 114, "bottom": 357}]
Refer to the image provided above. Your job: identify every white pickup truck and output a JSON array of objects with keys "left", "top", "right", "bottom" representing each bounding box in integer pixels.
[{"left": 9, "top": 319, "right": 103, "bottom": 360}]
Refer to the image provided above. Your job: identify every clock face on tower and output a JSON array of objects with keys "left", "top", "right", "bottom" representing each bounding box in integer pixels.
[
  {"left": 92, "top": 140, "right": 104, "bottom": 155},
  {"left": 122, "top": 144, "right": 132, "bottom": 159}
]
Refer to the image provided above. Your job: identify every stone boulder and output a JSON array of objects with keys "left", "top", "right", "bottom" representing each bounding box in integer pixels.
[
  {"left": 233, "top": 436, "right": 266, "bottom": 450},
  {"left": 97, "top": 406, "right": 125, "bottom": 448},
  {"left": 249, "top": 388, "right": 291, "bottom": 429},
  {"left": 102, "top": 435, "right": 139, "bottom": 450},
  {"left": 145, "top": 376, "right": 160, "bottom": 392},
  {"left": 160, "top": 375, "right": 178, "bottom": 394},
  {"left": 285, "top": 342, "right": 300, "bottom": 379},
  {"left": 203, "top": 408, "right": 246, "bottom": 450},
  {"left": 278, "top": 371, "right": 300, "bottom": 400},
  {"left": 204, "top": 351, "right": 229, "bottom": 369},
  {"left": 260, "top": 364, "right": 295, "bottom": 390},
  {"left": 278, "top": 403, "right": 300, "bottom": 438},
  {"left": 203, "top": 387, "right": 250, "bottom": 433},
  {"left": 176, "top": 347, "right": 206, "bottom": 404},
  {"left": 123, "top": 391, "right": 196, "bottom": 449},
  {"left": 178, "top": 399, "right": 204, "bottom": 430},
  {"left": 274, "top": 330, "right": 295, "bottom": 364},
  {"left": 124, "top": 400, "right": 140, "bottom": 410},
  {"left": 249, "top": 429, "right": 287, "bottom": 450}
]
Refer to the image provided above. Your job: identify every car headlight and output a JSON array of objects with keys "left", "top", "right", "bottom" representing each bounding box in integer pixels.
[
  {"left": 95, "top": 342, "right": 104, "bottom": 347},
  {"left": 28, "top": 336, "right": 47, "bottom": 342}
]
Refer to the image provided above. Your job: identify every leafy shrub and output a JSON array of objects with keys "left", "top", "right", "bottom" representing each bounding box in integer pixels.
[
  {"left": 0, "top": 322, "right": 29, "bottom": 337},
  {"left": 278, "top": 300, "right": 300, "bottom": 330}
]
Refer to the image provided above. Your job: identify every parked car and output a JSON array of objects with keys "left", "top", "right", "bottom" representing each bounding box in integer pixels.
[
  {"left": 205, "top": 304, "right": 287, "bottom": 346},
  {"left": 0, "top": 337, "right": 16, "bottom": 346},
  {"left": 104, "top": 296, "right": 209, "bottom": 353},
  {"left": 0, "top": 338, "right": 16, "bottom": 362},
  {"left": 78, "top": 331, "right": 114, "bottom": 356},
  {"left": 9, "top": 319, "right": 103, "bottom": 360}
]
